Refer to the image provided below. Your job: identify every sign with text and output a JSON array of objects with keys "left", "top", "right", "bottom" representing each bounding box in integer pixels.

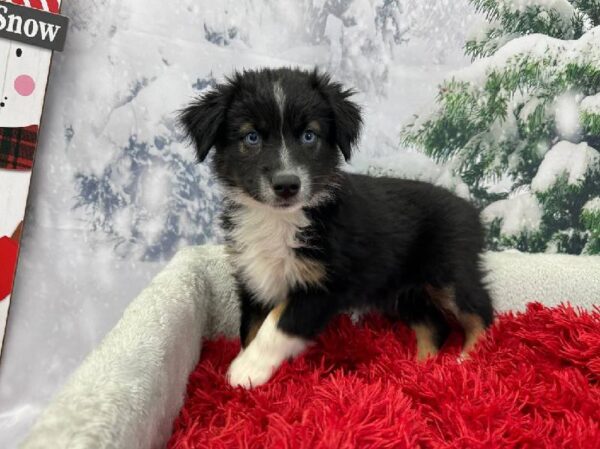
[
  {"left": 0, "top": 0, "right": 62, "bottom": 358},
  {"left": 0, "top": 1, "right": 67, "bottom": 51}
]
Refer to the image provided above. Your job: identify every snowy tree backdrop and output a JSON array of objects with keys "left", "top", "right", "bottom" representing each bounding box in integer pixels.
[
  {"left": 403, "top": 0, "right": 600, "bottom": 255},
  {"left": 69, "top": 0, "right": 475, "bottom": 260},
  {"left": 65, "top": 0, "right": 599, "bottom": 259}
]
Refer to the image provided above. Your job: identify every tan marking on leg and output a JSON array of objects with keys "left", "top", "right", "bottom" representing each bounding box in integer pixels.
[
  {"left": 425, "top": 285, "right": 487, "bottom": 357},
  {"left": 271, "top": 301, "right": 287, "bottom": 321},
  {"left": 411, "top": 323, "right": 439, "bottom": 362},
  {"left": 243, "top": 314, "right": 267, "bottom": 348},
  {"left": 459, "top": 313, "right": 486, "bottom": 357},
  {"left": 425, "top": 284, "right": 459, "bottom": 315},
  {"left": 244, "top": 301, "right": 286, "bottom": 347},
  {"left": 227, "top": 300, "right": 306, "bottom": 388}
]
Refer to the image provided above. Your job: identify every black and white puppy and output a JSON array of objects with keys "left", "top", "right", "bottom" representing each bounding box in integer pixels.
[{"left": 180, "top": 67, "right": 493, "bottom": 388}]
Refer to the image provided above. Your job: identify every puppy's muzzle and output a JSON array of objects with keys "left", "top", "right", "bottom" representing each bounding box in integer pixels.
[{"left": 272, "top": 173, "right": 301, "bottom": 200}]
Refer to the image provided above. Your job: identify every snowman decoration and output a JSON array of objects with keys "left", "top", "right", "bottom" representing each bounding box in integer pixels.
[{"left": 0, "top": 0, "right": 61, "bottom": 344}]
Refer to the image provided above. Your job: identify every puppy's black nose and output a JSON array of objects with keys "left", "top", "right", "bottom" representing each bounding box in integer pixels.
[{"left": 272, "top": 173, "right": 301, "bottom": 199}]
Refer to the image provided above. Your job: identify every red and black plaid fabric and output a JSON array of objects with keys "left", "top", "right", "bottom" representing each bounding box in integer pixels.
[{"left": 0, "top": 125, "right": 39, "bottom": 170}]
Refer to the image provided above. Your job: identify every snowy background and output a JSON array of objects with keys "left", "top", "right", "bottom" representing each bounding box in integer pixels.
[{"left": 2, "top": 0, "right": 592, "bottom": 447}]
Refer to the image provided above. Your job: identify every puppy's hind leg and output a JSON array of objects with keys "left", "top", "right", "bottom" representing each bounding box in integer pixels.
[
  {"left": 412, "top": 318, "right": 447, "bottom": 362},
  {"left": 457, "top": 281, "right": 493, "bottom": 358},
  {"left": 428, "top": 277, "right": 493, "bottom": 359},
  {"left": 396, "top": 287, "right": 450, "bottom": 362}
]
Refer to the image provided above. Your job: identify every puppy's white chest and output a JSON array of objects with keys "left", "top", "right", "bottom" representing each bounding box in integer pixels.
[{"left": 228, "top": 206, "right": 310, "bottom": 306}]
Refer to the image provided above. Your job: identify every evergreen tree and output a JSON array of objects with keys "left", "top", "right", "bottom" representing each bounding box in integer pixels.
[
  {"left": 582, "top": 196, "right": 600, "bottom": 252},
  {"left": 402, "top": 0, "right": 600, "bottom": 254}
]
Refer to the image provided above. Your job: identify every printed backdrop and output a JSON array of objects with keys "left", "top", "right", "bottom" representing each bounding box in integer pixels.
[
  {"left": 1, "top": 1, "right": 599, "bottom": 447},
  {"left": 57, "top": 1, "right": 600, "bottom": 260}
]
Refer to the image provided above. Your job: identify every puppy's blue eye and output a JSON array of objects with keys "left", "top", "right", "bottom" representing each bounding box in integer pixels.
[
  {"left": 244, "top": 131, "right": 261, "bottom": 145},
  {"left": 301, "top": 130, "right": 317, "bottom": 144}
]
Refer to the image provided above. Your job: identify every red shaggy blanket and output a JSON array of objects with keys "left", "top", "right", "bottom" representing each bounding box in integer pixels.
[{"left": 168, "top": 303, "right": 600, "bottom": 449}]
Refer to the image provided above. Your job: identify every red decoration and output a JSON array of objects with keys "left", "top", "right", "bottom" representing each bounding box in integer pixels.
[
  {"left": 169, "top": 303, "right": 600, "bottom": 448},
  {"left": 0, "top": 236, "right": 19, "bottom": 301},
  {"left": 7, "top": 0, "right": 60, "bottom": 14}
]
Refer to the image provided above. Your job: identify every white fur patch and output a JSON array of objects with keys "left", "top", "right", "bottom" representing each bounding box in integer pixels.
[
  {"left": 227, "top": 311, "right": 306, "bottom": 388},
  {"left": 273, "top": 82, "right": 286, "bottom": 117},
  {"left": 273, "top": 82, "right": 292, "bottom": 169},
  {"left": 227, "top": 190, "right": 315, "bottom": 306}
]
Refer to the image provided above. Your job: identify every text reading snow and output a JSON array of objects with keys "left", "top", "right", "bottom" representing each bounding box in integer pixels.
[{"left": 0, "top": 1, "right": 67, "bottom": 51}]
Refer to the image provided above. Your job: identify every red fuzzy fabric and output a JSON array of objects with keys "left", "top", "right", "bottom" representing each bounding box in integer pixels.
[{"left": 168, "top": 303, "right": 600, "bottom": 449}]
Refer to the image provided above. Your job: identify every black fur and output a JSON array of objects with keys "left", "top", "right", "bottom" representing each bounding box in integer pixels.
[
  {"left": 281, "top": 175, "right": 493, "bottom": 340},
  {"left": 180, "top": 67, "right": 493, "bottom": 356}
]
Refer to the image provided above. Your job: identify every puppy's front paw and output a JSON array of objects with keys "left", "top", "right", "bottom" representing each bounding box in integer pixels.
[{"left": 227, "top": 350, "right": 274, "bottom": 389}]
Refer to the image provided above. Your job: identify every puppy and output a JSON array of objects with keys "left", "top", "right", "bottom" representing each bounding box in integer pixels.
[{"left": 180, "top": 67, "right": 493, "bottom": 388}]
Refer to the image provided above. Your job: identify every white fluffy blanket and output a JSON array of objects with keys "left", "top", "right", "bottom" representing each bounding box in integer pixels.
[{"left": 19, "top": 246, "right": 600, "bottom": 448}]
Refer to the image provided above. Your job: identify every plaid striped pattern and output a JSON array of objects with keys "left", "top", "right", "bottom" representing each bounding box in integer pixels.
[
  {"left": 0, "top": 125, "right": 39, "bottom": 170},
  {"left": 6, "top": 0, "right": 60, "bottom": 13}
]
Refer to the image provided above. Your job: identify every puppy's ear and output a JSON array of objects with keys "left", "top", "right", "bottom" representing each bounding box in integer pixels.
[
  {"left": 312, "top": 70, "right": 362, "bottom": 161},
  {"left": 178, "top": 82, "right": 235, "bottom": 162}
]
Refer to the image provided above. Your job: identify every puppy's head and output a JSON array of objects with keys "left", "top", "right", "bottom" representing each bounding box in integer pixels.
[{"left": 179, "top": 67, "right": 362, "bottom": 209}]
